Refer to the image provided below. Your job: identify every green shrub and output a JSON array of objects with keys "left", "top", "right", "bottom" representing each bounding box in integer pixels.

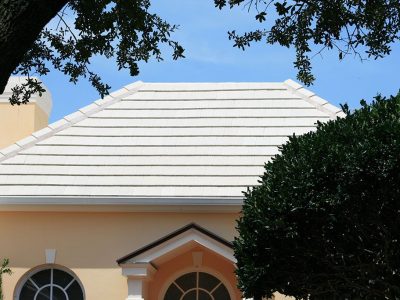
[
  {"left": 235, "top": 94, "right": 400, "bottom": 299},
  {"left": 0, "top": 259, "right": 11, "bottom": 300}
]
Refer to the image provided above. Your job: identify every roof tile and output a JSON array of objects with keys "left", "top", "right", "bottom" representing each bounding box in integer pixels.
[{"left": 0, "top": 80, "right": 341, "bottom": 200}]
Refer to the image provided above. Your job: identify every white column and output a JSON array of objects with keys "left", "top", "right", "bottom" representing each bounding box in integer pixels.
[
  {"left": 127, "top": 278, "right": 144, "bottom": 300},
  {"left": 121, "top": 263, "right": 156, "bottom": 300}
]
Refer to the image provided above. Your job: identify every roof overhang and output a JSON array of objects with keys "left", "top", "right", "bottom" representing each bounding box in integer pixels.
[{"left": 0, "top": 196, "right": 243, "bottom": 212}]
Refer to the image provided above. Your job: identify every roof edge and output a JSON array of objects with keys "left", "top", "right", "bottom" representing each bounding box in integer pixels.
[
  {"left": 0, "top": 196, "right": 243, "bottom": 205},
  {"left": 117, "top": 223, "right": 233, "bottom": 264},
  {"left": 0, "top": 81, "right": 144, "bottom": 162},
  {"left": 0, "top": 197, "right": 243, "bottom": 213},
  {"left": 283, "top": 79, "right": 346, "bottom": 119}
]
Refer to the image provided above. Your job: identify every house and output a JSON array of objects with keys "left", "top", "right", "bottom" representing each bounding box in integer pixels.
[{"left": 0, "top": 78, "right": 343, "bottom": 300}]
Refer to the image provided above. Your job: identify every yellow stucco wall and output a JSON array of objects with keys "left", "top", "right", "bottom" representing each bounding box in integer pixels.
[
  {"left": 0, "top": 103, "right": 48, "bottom": 149},
  {"left": 0, "top": 211, "right": 239, "bottom": 300}
]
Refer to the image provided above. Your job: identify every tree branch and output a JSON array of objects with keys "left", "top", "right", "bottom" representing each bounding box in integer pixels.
[{"left": 0, "top": 0, "right": 69, "bottom": 93}]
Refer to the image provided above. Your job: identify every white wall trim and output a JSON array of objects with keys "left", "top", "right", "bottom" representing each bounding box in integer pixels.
[
  {"left": 13, "top": 264, "right": 86, "bottom": 300},
  {"left": 121, "top": 263, "right": 157, "bottom": 280},
  {"left": 124, "top": 228, "right": 235, "bottom": 264}
]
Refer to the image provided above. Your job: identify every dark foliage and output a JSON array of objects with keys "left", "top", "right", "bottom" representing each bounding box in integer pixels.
[
  {"left": 0, "top": 0, "right": 184, "bottom": 105},
  {"left": 215, "top": 0, "right": 400, "bottom": 86},
  {"left": 235, "top": 94, "right": 400, "bottom": 299},
  {"left": 0, "top": 258, "right": 11, "bottom": 300}
]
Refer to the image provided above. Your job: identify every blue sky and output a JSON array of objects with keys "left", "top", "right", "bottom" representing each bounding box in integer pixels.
[{"left": 42, "top": 0, "right": 400, "bottom": 122}]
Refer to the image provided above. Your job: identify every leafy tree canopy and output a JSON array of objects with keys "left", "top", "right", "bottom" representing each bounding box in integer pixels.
[
  {"left": 0, "top": 0, "right": 184, "bottom": 105},
  {"left": 235, "top": 94, "right": 400, "bottom": 299},
  {"left": 215, "top": 0, "right": 400, "bottom": 85},
  {"left": 2, "top": 1, "right": 399, "bottom": 103},
  {"left": 1, "top": 0, "right": 400, "bottom": 103}
]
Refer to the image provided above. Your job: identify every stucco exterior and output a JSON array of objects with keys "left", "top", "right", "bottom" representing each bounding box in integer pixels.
[
  {"left": 0, "top": 103, "right": 49, "bottom": 149},
  {"left": 0, "top": 212, "right": 238, "bottom": 299},
  {"left": 0, "top": 77, "right": 51, "bottom": 149}
]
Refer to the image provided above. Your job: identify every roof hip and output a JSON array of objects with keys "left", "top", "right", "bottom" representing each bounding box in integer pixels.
[{"left": 0, "top": 81, "right": 144, "bottom": 162}]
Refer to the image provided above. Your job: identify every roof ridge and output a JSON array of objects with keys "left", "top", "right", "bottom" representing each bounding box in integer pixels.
[
  {"left": 0, "top": 81, "right": 144, "bottom": 163},
  {"left": 283, "top": 79, "right": 345, "bottom": 119}
]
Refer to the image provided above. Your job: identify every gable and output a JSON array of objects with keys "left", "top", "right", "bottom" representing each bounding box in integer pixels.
[{"left": 117, "top": 223, "right": 234, "bottom": 265}]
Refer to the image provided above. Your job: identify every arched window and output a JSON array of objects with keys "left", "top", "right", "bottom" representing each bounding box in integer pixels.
[
  {"left": 17, "top": 266, "right": 84, "bottom": 300},
  {"left": 164, "top": 272, "right": 230, "bottom": 300}
]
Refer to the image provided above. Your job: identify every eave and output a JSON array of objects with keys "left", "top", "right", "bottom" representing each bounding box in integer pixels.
[{"left": 0, "top": 196, "right": 243, "bottom": 212}]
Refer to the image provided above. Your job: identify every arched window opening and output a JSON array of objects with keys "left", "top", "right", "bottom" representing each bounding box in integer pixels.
[
  {"left": 17, "top": 267, "right": 84, "bottom": 300},
  {"left": 164, "top": 272, "right": 230, "bottom": 300}
]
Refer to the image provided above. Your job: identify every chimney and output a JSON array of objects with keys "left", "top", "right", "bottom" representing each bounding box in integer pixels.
[{"left": 0, "top": 77, "right": 52, "bottom": 149}]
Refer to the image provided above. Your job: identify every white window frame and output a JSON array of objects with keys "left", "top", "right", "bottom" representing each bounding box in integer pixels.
[
  {"left": 13, "top": 264, "right": 85, "bottom": 300},
  {"left": 159, "top": 266, "right": 235, "bottom": 300}
]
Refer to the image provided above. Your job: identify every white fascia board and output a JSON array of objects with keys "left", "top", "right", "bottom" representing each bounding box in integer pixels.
[
  {"left": 130, "top": 229, "right": 235, "bottom": 263},
  {"left": 0, "top": 197, "right": 243, "bottom": 212}
]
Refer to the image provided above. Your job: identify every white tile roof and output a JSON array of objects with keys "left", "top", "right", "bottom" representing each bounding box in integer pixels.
[{"left": 0, "top": 80, "right": 343, "bottom": 200}]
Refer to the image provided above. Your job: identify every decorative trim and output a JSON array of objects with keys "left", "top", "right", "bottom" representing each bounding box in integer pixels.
[
  {"left": 121, "top": 263, "right": 157, "bottom": 279},
  {"left": 192, "top": 251, "right": 203, "bottom": 268},
  {"left": 283, "top": 79, "right": 346, "bottom": 119},
  {"left": 117, "top": 223, "right": 234, "bottom": 264},
  {"left": 45, "top": 249, "right": 56, "bottom": 264},
  {"left": 13, "top": 264, "right": 85, "bottom": 300}
]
